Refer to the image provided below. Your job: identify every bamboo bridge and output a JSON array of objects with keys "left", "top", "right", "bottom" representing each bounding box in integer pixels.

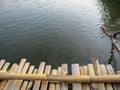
[{"left": 0, "top": 59, "right": 120, "bottom": 90}]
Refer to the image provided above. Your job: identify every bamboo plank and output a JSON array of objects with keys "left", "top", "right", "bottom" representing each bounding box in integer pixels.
[
  {"left": 26, "top": 69, "right": 38, "bottom": 90},
  {"left": 93, "top": 60, "right": 105, "bottom": 90},
  {"left": 32, "top": 62, "right": 45, "bottom": 90},
  {"left": 0, "top": 60, "right": 5, "bottom": 70},
  {"left": 3, "top": 64, "right": 19, "bottom": 90},
  {"left": 61, "top": 64, "right": 68, "bottom": 90},
  {"left": 80, "top": 66, "right": 86, "bottom": 90},
  {"left": 92, "top": 60, "right": 101, "bottom": 75},
  {"left": 106, "top": 64, "right": 115, "bottom": 75},
  {"left": 49, "top": 69, "right": 57, "bottom": 90},
  {"left": 83, "top": 65, "right": 90, "bottom": 90},
  {"left": 9, "top": 64, "right": 18, "bottom": 73},
  {"left": 88, "top": 64, "right": 95, "bottom": 75},
  {"left": 56, "top": 67, "right": 61, "bottom": 90},
  {"left": 106, "top": 64, "right": 115, "bottom": 90},
  {"left": 100, "top": 64, "right": 108, "bottom": 75},
  {"left": 88, "top": 64, "right": 98, "bottom": 90},
  {"left": 80, "top": 66, "right": 84, "bottom": 75},
  {"left": 4, "top": 58, "right": 26, "bottom": 90},
  {"left": 106, "top": 64, "right": 120, "bottom": 90},
  {"left": 71, "top": 64, "right": 82, "bottom": 90},
  {"left": 100, "top": 64, "right": 113, "bottom": 90},
  {"left": 21, "top": 66, "right": 34, "bottom": 90},
  {"left": 2, "top": 62, "right": 10, "bottom": 71},
  {"left": 0, "top": 62, "right": 10, "bottom": 88},
  {"left": 0, "top": 64, "right": 18, "bottom": 90},
  {"left": 40, "top": 65, "right": 51, "bottom": 90},
  {"left": 57, "top": 67, "right": 62, "bottom": 75},
  {"left": 14, "top": 62, "right": 30, "bottom": 90},
  {"left": 14, "top": 58, "right": 27, "bottom": 74},
  {"left": 83, "top": 65, "right": 88, "bottom": 75}
]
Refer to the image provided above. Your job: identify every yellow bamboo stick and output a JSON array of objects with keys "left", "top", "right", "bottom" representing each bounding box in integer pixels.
[{"left": 0, "top": 71, "right": 120, "bottom": 83}]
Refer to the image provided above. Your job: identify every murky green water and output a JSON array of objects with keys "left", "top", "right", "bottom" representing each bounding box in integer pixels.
[{"left": 0, "top": 0, "right": 120, "bottom": 69}]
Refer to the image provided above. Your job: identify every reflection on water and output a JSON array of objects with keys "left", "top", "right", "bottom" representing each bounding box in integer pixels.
[
  {"left": 101, "top": 0, "right": 120, "bottom": 32},
  {"left": 100, "top": 0, "right": 120, "bottom": 70},
  {"left": 0, "top": 0, "right": 119, "bottom": 68}
]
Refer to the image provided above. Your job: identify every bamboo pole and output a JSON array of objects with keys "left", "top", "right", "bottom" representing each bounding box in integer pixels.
[
  {"left": 49, "top": 69, "right": 57, "bottom": 90},
  {"left": 83, "top": 65, "right": 90, "bottom": 90},
  {"left": 56, "top": 67, "right": 62, "bottom": 90},
  {"left": 33, "top": 61, "right": 45, "bottom": 90},
  {"left": 100, "top": 64, "right": 113, "bottom": 90},
  {"left": 92, "top": 60, "right": 105, "bottom": 90},
  {"left": 61, "top": 64, "right": 68, "bottom": 90},
  {"left": 40, "top": 65, "right": 51, "bottom": 90},
  {"left": 0, "top": 60, "right": 5, "bottom": 70},
  {"left": 27, "top": 69, "right": 38, "bottom": 90},
  {"left": 0, "top": 72, "right": 120, "bottom": 83},
  {"left": 72, "top": 64, "right": 82, "bottom": 90},
  {"left": 21, "top": 65, "right": 34, "bottom": 90}
]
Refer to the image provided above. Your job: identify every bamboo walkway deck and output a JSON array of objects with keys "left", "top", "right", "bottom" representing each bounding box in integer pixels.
[{"left": 0, "top": 58, "right": 120, "bottom": 90}]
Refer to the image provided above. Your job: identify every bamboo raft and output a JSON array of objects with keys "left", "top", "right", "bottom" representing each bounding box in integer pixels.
[{"left": 0, "top": 59, "right": 120, "bottom": 90}]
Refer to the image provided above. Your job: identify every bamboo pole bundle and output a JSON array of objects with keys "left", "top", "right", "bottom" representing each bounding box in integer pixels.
[{"left": 0, "top": 71, "right": 120, "bottom": 83}]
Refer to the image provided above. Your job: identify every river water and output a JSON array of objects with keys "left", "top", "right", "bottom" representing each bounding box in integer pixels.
[{"left": 0, "top": 0, "right": 120, "bottom": 69}]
